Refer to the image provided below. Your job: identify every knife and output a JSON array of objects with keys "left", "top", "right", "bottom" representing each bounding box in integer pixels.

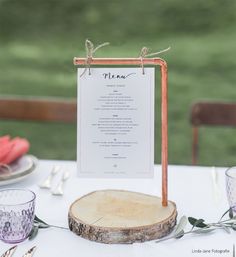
[
  {"left": 1, "top": 246, "right": 17, "bottom": 257},
  {"left": 22, "top": 246, "right": 37, "bottom": 257}
]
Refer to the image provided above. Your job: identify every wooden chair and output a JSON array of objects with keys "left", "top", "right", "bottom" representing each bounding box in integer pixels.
[
  {"left": 190, "top": 102, "right": 236, "bottom": 165},
  {"left": 0, "top": 96, "right": 77, "bottom": 123},
  {"left": 0, "top": 95, "right": 77, "bottom": 160}
]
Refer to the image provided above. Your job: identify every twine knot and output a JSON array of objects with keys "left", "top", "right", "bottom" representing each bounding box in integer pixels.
[
  {"left": 80, "top": 39, "right": 110, "bottom": 77},
  {"left": 139, "top": 46, "right": 171, "bottom": 74}
]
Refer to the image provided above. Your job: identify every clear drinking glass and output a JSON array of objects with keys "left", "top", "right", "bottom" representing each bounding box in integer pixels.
[
  {"left": 225, "top": 167, "right": 236, "bottom": 213},
  {"left": 0, "top": 189, "right": 36, "bottom": 244}
]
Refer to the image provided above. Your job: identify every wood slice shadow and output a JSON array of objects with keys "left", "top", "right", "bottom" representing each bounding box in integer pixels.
[{"left": 68, "top": 190, "right": 177, "bottom": 244}]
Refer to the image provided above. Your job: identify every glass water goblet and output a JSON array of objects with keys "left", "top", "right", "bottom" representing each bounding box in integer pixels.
[
  {"left": 0, "top": 188, "right": 36, "bottom": 244},
  {"left": 225, "top": 167, "right": 236, "bottom": 213}
]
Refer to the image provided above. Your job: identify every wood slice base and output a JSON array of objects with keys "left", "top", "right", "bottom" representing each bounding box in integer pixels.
[{"left": 68, "top": 190, "right": 177, "bottom": 244}]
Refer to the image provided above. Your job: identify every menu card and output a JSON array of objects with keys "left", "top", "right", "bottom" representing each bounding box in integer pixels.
[{"left": 77, "top": 67, "right": 155, "bottom": 178}]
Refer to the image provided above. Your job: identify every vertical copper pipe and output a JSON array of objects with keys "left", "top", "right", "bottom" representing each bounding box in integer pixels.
[{"left": 159, "top": 60, "right": 168, "bottom": 207}]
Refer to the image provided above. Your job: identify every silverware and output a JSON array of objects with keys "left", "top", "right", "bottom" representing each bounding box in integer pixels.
[
  {"left": 39, "top": 165, "right": 60, "bottom": 189},
  {"left": 211, "top": 166, "right": 221, "bottom": 203},
  {"left": 1, "top": 246, "right": 17, "bottom": 257},
  {"left": 51, "top": 170, "right": 70, "bottom": 196},
  {"left": 22, "top": 246, "right": 36, "bottom": 257}
]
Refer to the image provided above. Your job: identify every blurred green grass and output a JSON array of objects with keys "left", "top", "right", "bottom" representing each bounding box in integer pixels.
[
  {"left": 1, "top": 31, "right": 236, "bottom": 166},
  {"left": 1, "top": 0, "right": 236, "bottom": 166}
]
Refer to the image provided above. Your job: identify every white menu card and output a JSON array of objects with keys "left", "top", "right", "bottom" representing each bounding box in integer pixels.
[{"left": 77, "top": 67, "right": 155, "bottom": 178}]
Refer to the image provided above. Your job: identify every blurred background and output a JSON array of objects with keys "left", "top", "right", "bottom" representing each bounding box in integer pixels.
[{"left": 0, "top": 0, "right": 236, "bottom": 166}]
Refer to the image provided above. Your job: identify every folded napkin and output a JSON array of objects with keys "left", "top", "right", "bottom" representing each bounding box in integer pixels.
[{"left": 0, "top": 135, "right": 30, "bottom": 165}]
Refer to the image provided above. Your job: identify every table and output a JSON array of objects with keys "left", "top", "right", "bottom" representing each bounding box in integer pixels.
[{"left": 0, "top": 160, "right": 234, "bottom": 257}]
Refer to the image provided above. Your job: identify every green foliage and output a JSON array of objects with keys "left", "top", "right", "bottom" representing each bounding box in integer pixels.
[
  {"left": 188, "top": 217, "right": 207, "bottom": 229},
  {"left": 29, "top": 215, "right": 67, "bottom": 240},
  {"left": 156, "top": 208, "right": 236, "bottom": 243},
  {"left": 1, "top": 31, "right": 236, "bottom": 164},
  {"left": 174, "top": 216, "right": 187, "bottom": 239},
  {"left": 0, "top": 0, "right": 236, "bottom": 41},
  {"left": 1, "top": 1, "right": 236, "bottom": 165}
]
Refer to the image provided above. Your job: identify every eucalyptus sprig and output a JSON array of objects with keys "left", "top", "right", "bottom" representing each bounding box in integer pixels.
[
  {"left": 28, "top": 215, "right": 69, "bottom": 240},
  {"left": 156, "top": 208, "right": 236, "bottom": 243}
]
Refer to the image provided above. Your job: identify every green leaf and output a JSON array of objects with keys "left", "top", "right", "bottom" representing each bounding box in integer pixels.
[
  {"left": 219, "top": 208, "right": 231, "bottom": 221},
  {"left": 192, "top": 219, "right": 205, "bottom": 230},
  {"left": 28, "top": 225, "right": 39, "bottom": 240},
  {"left": 232, "top": 224, "right": 236, "bottom": 231},
  {"left": 193, "top": 228, "right": 215, "bottom": 234},
  {"left": 174, "top": 216, "right": 187, "bottom": 236},
  {"left": 174, "top": 230, "right": 185, "bottom": 239},
  {"left": 37, "top": 223, "right": 50, "bottom": 229},
  {"left": 229, "top": 208, "right": 234, "bottom": 219},
  {"left": 221, "top": 225, "right": 231, "bottom": 234},
  {"left": 188, "top": 217, "right": 197, "bottom": 226},
  {"left": 188, "top": 217, "right": 207, "bottom": 228},
  {"left": 34, "top": 215, "right": 49, "bottom": 226}
]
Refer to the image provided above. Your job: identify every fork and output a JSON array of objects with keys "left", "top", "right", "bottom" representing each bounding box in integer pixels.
[
  {"left": 22, "top": 246, "right": 37, "bottom": 257},
  {"left": 51, "top": 170, "right": 70, "bottom": 195},
  {"left": 1, "top": 246, "right": 17, "bottom": 257},
  {"left": 211, "top": 166, "right": 221, "bottom": 204},
  {"left": 39, "top": 165, "right": 60, "bottom": 189}
]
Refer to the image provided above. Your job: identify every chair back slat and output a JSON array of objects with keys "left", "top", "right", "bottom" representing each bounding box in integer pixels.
[
  {"left": 0, "top": 97, "right": 77, "bottom": 123},
  {"left": 190, "top": 102, "right": 236, "bottom": 165},
  {"left": 191, "top": 102, "right": 236, "bottom": 127}
]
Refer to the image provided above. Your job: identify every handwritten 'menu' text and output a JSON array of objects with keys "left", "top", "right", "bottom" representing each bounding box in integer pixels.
[{"left": 102, "top": 72, "right": 136, "bottom": 80}]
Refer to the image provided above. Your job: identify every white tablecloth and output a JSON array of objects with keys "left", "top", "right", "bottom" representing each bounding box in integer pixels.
[{"left": 0, "top": 160, "right": 234, "bottom": 257}]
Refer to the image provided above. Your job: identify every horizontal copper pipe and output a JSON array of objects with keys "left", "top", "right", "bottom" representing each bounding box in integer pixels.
[{"left": 73, "top": 57, "right": 167, "bottom": 67}]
